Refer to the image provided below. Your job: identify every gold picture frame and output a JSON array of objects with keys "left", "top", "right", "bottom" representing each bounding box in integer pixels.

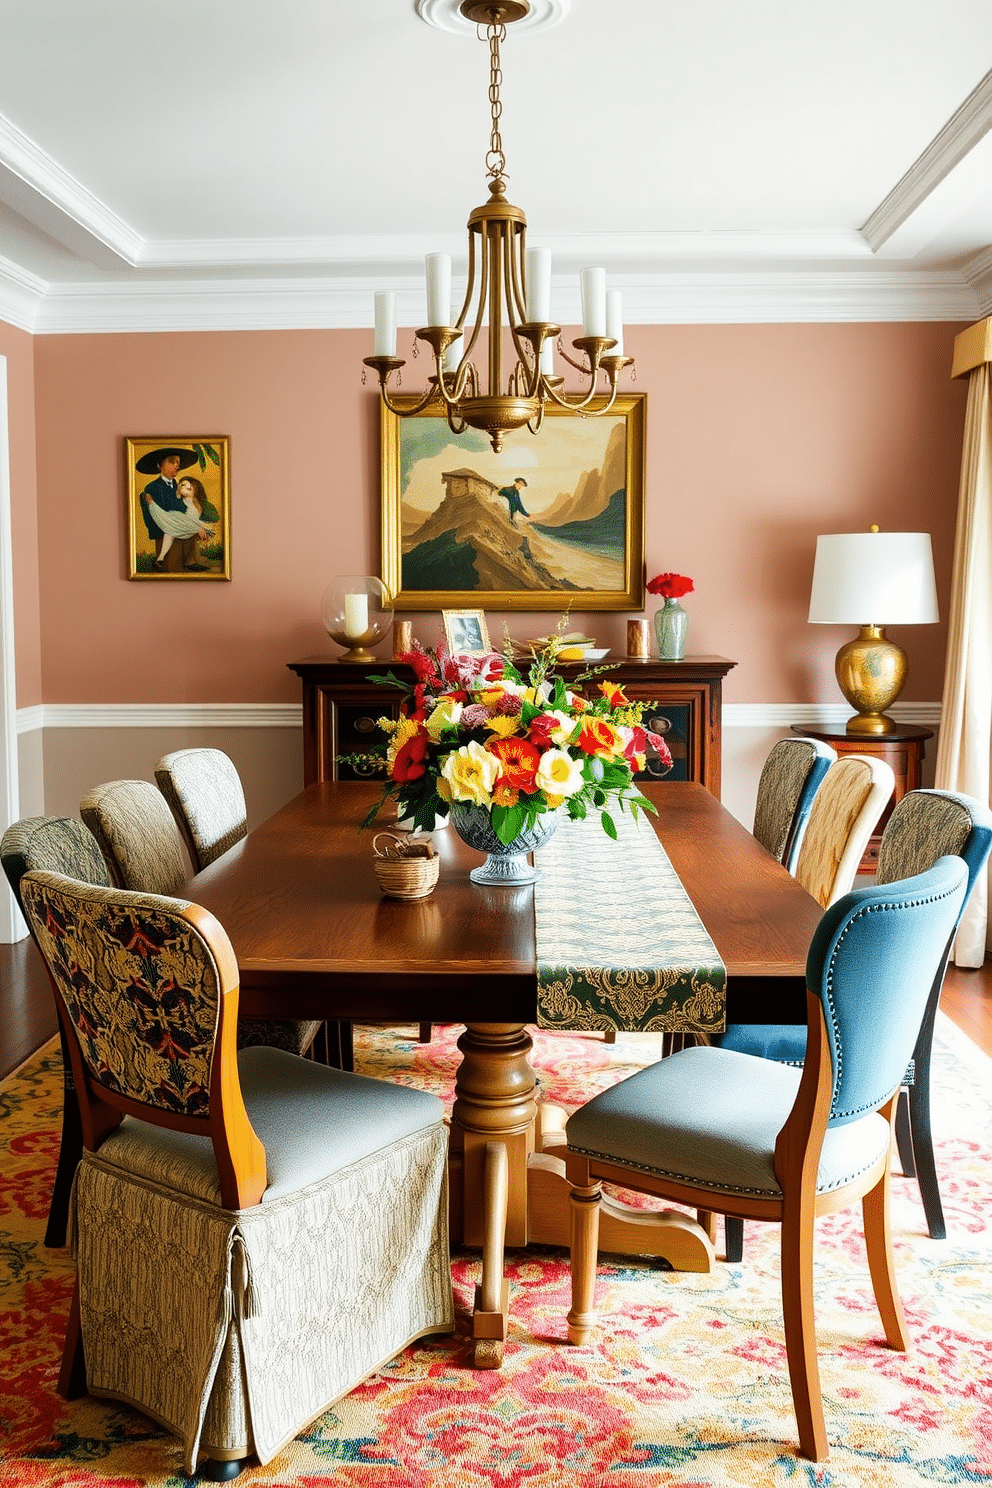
[
  {"left": 126, "top": 436, "right": 231, "bottom": 580},
  {"left": 380, "top": 393, "right": 645, "bottom": 612},
  {"left": 442, "top": 608, "right": 492, "bottom": 656}
]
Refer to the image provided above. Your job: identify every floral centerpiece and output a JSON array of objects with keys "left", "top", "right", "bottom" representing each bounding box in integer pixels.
[{"left": 358, "top": 638, "right": 672, "bottom": 850}]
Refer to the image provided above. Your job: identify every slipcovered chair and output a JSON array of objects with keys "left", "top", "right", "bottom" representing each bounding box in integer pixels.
[
  {"left": 19, "top": 870, "right": 453, "bottom": 1478},
  {"left": 752, "top": 737, "right": 836, "bottom": 873},
  {"left": 81, "top": 778, "right": 323, "bottom": 1061},
  {"left": 791, "top": 753, "right": 894, "bottom": 908},
  {"left": 563, "top": 858, "right": 967, "bottom": 1463},
  {"left": 717, "top": 788, "right": 992, "bottom": 1259},
  {"left": 0, "top": 816, "right": 109, "bottom": 1246}
]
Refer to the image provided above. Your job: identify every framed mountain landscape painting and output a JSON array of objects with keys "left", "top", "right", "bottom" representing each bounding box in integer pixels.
[{"left": 380, "top": 393, "right": 645, "bottom": 611}]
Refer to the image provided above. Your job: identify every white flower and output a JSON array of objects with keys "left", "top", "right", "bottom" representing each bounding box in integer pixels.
[{"left": 534, "top": 748, "right": 585, "bottom": 798}]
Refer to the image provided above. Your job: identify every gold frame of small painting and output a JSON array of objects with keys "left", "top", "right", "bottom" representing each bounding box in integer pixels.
[
  {"left": 126, "top": 436, "right": 231, "bottom": 580},
  {"left": 442, "top": 608, "right": 492, "bottom": 656}
]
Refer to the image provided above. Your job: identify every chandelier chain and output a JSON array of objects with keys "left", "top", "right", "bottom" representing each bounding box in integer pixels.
[{"left": 485, "top": 17, "right": 507, "bottom": 180}]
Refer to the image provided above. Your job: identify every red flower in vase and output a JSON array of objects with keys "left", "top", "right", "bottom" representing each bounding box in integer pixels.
[{"left": 647, "top": 572, "right": 694, "bottom": 599}]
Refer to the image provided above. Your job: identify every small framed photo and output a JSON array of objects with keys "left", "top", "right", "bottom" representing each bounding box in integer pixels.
[
  {"left": 442, "top": 608, "right": 491, "bottom": 656},
  {"left": 126, "top": 436, "right": 231, "bottom": 580}
]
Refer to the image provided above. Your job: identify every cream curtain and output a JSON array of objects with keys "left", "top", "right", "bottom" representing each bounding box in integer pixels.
[{"left": 935, "top": 323, "right": 992, "bottom": 965}]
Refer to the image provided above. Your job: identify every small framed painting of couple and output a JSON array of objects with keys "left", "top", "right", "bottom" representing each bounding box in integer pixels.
[{"left": 126, "top": 436, "right": 231, "bottom": 580}]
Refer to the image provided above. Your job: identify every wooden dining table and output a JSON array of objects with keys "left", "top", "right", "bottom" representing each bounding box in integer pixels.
[{"left": 186, "top": 780, "right": 824, "bottom": 1363}]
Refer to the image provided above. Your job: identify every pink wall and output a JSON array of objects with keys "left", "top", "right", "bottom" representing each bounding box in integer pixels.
[
  {"left": 0, "top": 321, "right": 42, "bottom": 707},
  {"left": 30, "top": 321, "right": 968, "bottom": 706}
]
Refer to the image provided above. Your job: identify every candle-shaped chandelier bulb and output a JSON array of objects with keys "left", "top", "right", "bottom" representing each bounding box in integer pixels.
[{"left": 362, "top": 0, "right": 634, "bottom": 453}]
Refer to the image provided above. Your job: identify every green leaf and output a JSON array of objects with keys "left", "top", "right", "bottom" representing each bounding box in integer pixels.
[
  {"left": 492, "top": 803, "right": 526, "bottom": 843},
  {"left": 600, "top": 810, "right": 618, "bottom": 840},
  {"left": 202, "top": 443, "right": 220, "bottom": 466}
]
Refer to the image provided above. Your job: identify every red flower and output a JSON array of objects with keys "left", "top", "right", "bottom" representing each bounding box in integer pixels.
[
  {"left": 393, "top": 734, "right": 429, "bottom": 781},
  {"left": 646, "top": 731, "right": 674, "bottom": 770},
  {"left": 528, "top": 713, "right": 562, "bottom": 747},
  {"left": 576, "top": 717, "right": 622, "bottom": 757},
  {"left": 487, "top": 736, "right": 541, "bottom": 792},
  {"left": 647, "top": 572, "right": 694, "bottom": 599}
]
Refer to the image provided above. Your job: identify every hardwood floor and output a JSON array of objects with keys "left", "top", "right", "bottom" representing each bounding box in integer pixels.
[{"left": 2, "top": 932, "right": 991, "bottom": 1082}]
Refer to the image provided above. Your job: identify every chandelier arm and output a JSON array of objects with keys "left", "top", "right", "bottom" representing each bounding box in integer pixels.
[
  {"left": 374, "top": 380, "right": 443, "bottom": 418},
  {"left": 539, "top": 371, "right": 617, "bottom": 415},
  {"left": 526, "top": 399, "right": 547, "bottom": 436}
]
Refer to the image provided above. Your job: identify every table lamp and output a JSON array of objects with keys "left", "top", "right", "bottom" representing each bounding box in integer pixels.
[{"left": 808, "top": 527, "right": 938, "bottom": 735}]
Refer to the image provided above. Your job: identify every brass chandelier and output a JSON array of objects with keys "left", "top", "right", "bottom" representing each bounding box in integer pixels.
[{"left": 363, "top": 0, "right": 634, "bottom": 453}]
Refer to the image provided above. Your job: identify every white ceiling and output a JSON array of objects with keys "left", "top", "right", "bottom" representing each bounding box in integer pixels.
[{"left": 2, "top": 0, "right": 992, "bottom": 333}]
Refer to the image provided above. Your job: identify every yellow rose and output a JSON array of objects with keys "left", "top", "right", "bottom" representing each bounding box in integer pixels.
[
  {"left": 534, "top": 748, "right": 584, "bottom": 798},
  {"left": 440, "top": 739, "right": 501, "bottom": 805}
]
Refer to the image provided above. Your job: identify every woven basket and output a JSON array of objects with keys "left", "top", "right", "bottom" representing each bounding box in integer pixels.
[{"left": 372, "top": 832, "right": 440, "bottom": 899}]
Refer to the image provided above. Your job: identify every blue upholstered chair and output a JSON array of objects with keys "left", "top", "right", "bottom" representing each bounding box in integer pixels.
[
  {"left": 19, "top": 868, "right": 453, "bottom": 1478},
  {"left": 752, "top": 736, "right": 836, "bottom": 873},
  {"left": 717, "top": 788, "right": 992, "bottom": 1257},
  {"left": 82, "top": 778, "right": 325, "bottom": 1062},
  {"left": 563, "top": 858, "right": 967, "bottom": 1462},
  {"left": 0, "top": 816, "right": 111, "bottom": 1247}
]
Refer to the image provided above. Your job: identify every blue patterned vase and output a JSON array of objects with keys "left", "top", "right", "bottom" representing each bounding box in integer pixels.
[
  {"left": 448, "top": 802, "right": 563, "bottom": 885},
  {"left": 654, "top": 598, "right": 688, "bottom": 661}
]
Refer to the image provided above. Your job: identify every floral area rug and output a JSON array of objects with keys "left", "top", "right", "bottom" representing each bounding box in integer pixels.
[{"left": 1, "top": 1016, "right": 990, "bottom": 1487}]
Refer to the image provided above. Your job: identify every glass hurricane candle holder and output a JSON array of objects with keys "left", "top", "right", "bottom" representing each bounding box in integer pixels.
[{"left": 321, "top": 575, "right": 392, "bottom": 662}]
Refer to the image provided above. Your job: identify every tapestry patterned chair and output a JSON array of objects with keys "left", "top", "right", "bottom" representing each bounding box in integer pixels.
[
  {"left": 19, "top": 869, "right": 453, "bottom": 1478},
  {"left": 563, "top": 858, "right": 967, "bottom": 1462},
  {"left": 752, "top": 737, "right": 836, "bottom": 873},
  {"left": 81, "top": 778, "right": 323, "bottom": 1061},
  {"left": 0, "top": 816, "right": 109, "bottom": 1247}
]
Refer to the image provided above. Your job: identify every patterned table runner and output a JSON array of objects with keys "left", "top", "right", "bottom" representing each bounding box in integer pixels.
[{"left": 533, "top": 809, "right": 726, "bottom": 1035}]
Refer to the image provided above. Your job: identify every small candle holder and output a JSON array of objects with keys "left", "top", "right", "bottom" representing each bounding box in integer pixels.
[{"left": 321, "top": 575, "right": 392, "bottom": 662}]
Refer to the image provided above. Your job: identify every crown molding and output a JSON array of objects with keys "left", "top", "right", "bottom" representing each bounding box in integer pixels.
[
  {"left": 963, "top": 245, "right": 992, "bottom": 316},
  {"left": 0, "top": 255, "right": 48, "bottom": 333},
  {"left": 21, "top": 265, "right": 979, "bottom": 335},
  {"left": 862, "top": 67, "right": 992, "bottom": 253},
  {"left": 19, "top": 700, "right": 941, "bottom": 733},
  {"left": 0, "top": 111, "right": 142, "bottom": 269}
]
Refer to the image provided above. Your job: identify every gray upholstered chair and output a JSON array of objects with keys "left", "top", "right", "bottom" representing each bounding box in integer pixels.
[
  {"left": 752, "top": 737, "right": 836, "bottom": 873},
  {"left": 81, "top": 779, "right": 323, "bottom": 1061},
  {"left": 563, "top": 858, "right": 967, "bottom": 1462},
  {"left": 714, "top": 787, "right": 992, "bottom": 1259},
  {"left": 0, "top": 816, "right": 110, "bottom": 1246},
  {"left": 791, "top": 753, "right": 894, "bottom": 907},
  {"left": 20, "top": 868, "right": 453, "bottom": 1478},
  {"left": 154, "top": 747, "right": 248, "bottom": 870}
]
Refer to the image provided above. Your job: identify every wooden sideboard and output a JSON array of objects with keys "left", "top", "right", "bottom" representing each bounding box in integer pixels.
[{"left": 288, "top": 655, "right": 737, "bottom": 799}]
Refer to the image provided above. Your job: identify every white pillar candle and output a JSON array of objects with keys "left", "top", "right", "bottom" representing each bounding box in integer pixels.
[
  {"left": 540, "top": 336, "right": 555, "bottom": 376},
  {"left": 373, "top": 292, "right": 396, "bottom": 357},
  {"left": 605, "top": 289, "right": 624, "bottom": 355},
  {"left": 580, "top": 267, "right": 606, "bottom": 337},
  {"left": 344, "top": 591, "right": 369, "bottom": 639},
  {"left": 426, "top": 253, "right": 452, "bottom": 327},
  {"left": 526, "top": 247, "right": 552, "bottom": 321},
  {"left": 443, "top": 333, "right": 464, "bottom": 373}
]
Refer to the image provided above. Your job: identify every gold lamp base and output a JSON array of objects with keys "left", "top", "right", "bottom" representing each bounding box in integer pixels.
[{"left": 835, "top": 625, "right": 907, "bottom": 735}]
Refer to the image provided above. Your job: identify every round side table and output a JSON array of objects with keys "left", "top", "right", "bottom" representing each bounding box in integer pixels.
[{"left": 790, "top": 723, "right": 934, "bottom": 874}]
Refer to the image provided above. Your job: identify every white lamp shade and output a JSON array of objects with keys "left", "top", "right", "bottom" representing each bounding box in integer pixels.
[{"left": 808, "top": 531, "right": 939, "bottom": 625}]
